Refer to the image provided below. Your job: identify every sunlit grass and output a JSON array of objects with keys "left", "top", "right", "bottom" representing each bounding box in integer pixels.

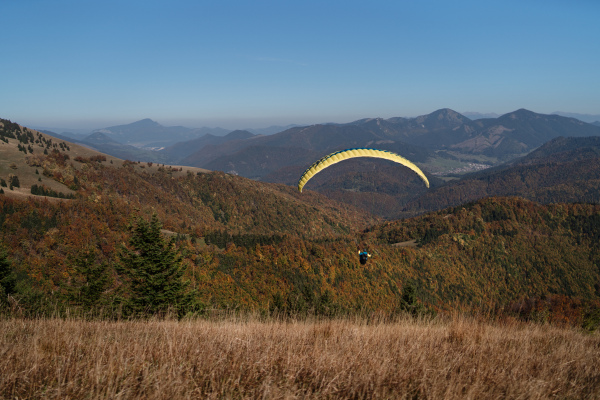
[{"left": 2, "top": 315, "right": 599, "bottom": 399}]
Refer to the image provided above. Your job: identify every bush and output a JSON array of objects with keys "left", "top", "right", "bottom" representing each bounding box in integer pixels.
[{"left": 8, "top": 175, "right": 20, "bottom": 188}]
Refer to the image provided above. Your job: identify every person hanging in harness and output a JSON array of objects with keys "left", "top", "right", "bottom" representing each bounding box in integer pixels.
[{"left": 358, "top": 249, "right": 371, "bottom": 265}]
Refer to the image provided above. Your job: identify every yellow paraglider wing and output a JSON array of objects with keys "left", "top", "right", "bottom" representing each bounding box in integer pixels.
[{"left": 297, "top": 148, "right": 429, "bottom": 192}]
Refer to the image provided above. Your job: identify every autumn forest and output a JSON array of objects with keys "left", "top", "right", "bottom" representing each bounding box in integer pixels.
[
  {"left": 2, "top": 117, "right": 600, "bottom": 399},
  {"left": 1, "top": 118, "right": 599, "bottom": 327}
]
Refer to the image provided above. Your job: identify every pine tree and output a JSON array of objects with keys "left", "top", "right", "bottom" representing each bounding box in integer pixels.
[
  {"left": 118, "top": 213, "right": 191, "bottom": 316},
  {"left": 398, "top": 280, "right": 434, "bottom": 317},
  {"left": 68, "top": 249, "right": 111, "bottom": 310},
  {"left": 0, "top": 246, "right": 16, "bottom": 301}
]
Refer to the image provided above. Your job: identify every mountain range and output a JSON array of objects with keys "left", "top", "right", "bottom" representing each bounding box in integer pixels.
[
  {"left": 41, "top": 109, "right": 600, "bottom": 163},
  {"left": 398, "top": 136, "right": 600, "bottom": 218},
  {"left": 163, "top": 108, "right": 600, "bottom": 176},
  {"left": 38, "top": 108, "right": 600, "bottom": 218},
  {"left": 1, "top": 116, "right": 600, "bottom": 320},
  {"left": 551, "top": 111, "right": 600, "bottom": 124},
  {"left": 163, "top": 108, "right": 600, "bottom": 217}
]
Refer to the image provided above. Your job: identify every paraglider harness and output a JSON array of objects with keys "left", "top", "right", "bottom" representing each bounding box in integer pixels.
[{"left": 358, "top": 250, "right": 371, "bottom": 265}]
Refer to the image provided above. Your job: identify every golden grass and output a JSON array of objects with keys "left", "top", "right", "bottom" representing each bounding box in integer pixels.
[{"left": 1, "top": 315, "right": 599, "bottom": 399}]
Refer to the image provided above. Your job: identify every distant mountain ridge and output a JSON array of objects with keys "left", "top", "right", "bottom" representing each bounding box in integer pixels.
[
  {"left": 160, "top": 130, "right": 256, "bottom": 163},
  {"left": 398, "top": 136, "right": 600, "bottom": 218},
  {"left": 25, "top": 109, "right": 600, "bottom": 220},
  {"left": 552, "top": 111, "right": 600, "bottom": 124},
  {"left": 90, "top": 119, "right": 298, "bottom": 148},
  {"left": 47, "top": 109, "right": 600, "bottom": 169},
  {"left": 3, "top": 117, "right": 600, "bottom": 317},
  {"left": 462, "top": 111, "right": 501, "bottom": 119},
  {"left": 92, "top": 118, "right": 230, "bottom": 148},
  {"left": 179, "top": 108, "right": 600, "bottom": 181}
]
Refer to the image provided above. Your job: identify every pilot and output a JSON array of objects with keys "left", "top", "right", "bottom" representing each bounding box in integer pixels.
[{"left": 358, "top": 249, "right": 371, "bottom": 265}]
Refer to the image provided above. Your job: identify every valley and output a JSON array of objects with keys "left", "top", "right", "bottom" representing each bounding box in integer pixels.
[
  {"left": 2, "top": 112, "right": 600, "bottom": 399},
  {"left": 38, "top": 109, "right": 600, "bottom": 219},
  {"left": 1, "top": 113, "right": 600, "bottom": 325}
]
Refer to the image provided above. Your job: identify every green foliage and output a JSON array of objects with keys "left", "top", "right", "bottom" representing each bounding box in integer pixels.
[
  {"left": 418, "top": 227, "right": 448, "bottom": 247},
  {"left": 67, "top": 249, "right": 112, "bottom": 310},
  {"left": 117, "top": 213, "right": 192, "bottom": 317},
  {"left": 270, "top": 288, "right": 340, "bottom": 318},
  {"left": 8, "top": 175, "right": 20, "bottom": 188},
  {"left": 0, "top": 119, "right": 19, "bottom": 140},
  {"left": 19, "top": 209, "right": 59, "bottom": 238},
  {"left": 582, "top": 307, "right": 600, "bottom": 332},
  {"left": 30, "top": 184, "right": 76, "bottom": 199},
  {"left": 0, "top": 246, "right": 16, "bottom": 305},
  {"left": 204, "top": 230, "right": 285, "bottom": 249},
  {"left": 398, "top": 280, "right": 435, "bottom": 317}
]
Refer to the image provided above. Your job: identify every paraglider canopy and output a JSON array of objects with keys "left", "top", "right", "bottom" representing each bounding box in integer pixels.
[{"left": 297, "top": 148, "right": 429, "bottom": 192}]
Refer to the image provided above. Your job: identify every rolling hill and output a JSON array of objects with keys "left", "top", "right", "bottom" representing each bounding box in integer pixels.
[
  {"left": 25, "top": 110, "right": 600, "bottom": 221},
  {"left": 166, "top": 109, "right": 600, "bottom": 218},
  {"left": 0, "top": 118, "right": 375, "bottom": 237},
  {"left": 399, "top": 136, "right": 600, "bottom": 218},
  {"left": 91, "top": 118, "right": 229, "bottom": 147},
  {"left": 179, "top": 109, "right": 600, "bottom": 177},
  {"left": 160, "top": 129, "right": 256, "bottom": 164},
  {"left": 450, "top": 109, "right": 600, "bottom": 159},
  {"left": 2, "top": 117, "right": 600, "bottom": 322}
]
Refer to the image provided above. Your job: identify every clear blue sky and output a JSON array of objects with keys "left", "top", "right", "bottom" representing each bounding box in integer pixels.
[{"left": 2, "top": 0, "right": 599, "bottom": 130}]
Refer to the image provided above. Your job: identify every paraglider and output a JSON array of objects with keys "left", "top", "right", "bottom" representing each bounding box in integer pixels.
[
  {"left": 297, "top": 148, "right": 429, "bottom": 193},
  {"left": 358, "top": 249, "right": 371, "bottom": 265},
  {"left": 297, "top": 148, "right": 429, "bottom": 265}
]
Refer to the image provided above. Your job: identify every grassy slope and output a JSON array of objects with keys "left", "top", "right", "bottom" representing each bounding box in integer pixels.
[
  {"left": 0, "top": 119, "right": 210, "bottom": 201},
  {"left": 1, "top": 316, "right": 599, "bottom": 399}
]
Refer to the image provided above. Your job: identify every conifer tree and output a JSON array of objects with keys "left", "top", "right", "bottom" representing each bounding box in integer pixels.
[
  {"left": 0, "top": 246, "right": 16, "bottom": 302},
  {"left": 68, "top": 249, "right": 111, "bottom": 310},
  {"left": 399, "top": 280, "right": 434, "bottom": 317},
  {"left": 118, "top": 213, "right": 191, "bottom": 316}
]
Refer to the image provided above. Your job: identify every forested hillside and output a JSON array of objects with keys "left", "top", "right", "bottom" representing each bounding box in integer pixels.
[
  {"left": 401, "top": 136, "right": 600, "bottom": 218},
  {"left": 2, "top": 191, "right": 599, "bottom": 323},
  {"left": 1, "top": 119, "right": 600, "bottom": 325}
]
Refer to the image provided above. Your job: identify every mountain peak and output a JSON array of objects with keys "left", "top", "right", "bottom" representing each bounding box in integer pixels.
[
  {"left": 225, "top": 130, "right": 255, "bottom": 140},
  {"left": 131, "top": 118, "right": 161, "bottom": 127},
  {"left": 502, "top": 109, "right": 536, "bottom": 119},
  {"left": 430, "top": 108, "right": 464, "bottom": 119},
  {"left": 84, "top": 131, "right": 121, "bottom": 145},
  {"left": 414, "top": 108, "right": 467, "bottom": 127}
]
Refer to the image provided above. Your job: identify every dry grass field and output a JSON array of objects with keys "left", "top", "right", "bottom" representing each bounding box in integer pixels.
[{"left": 1, "top": 315, "right": 599, "bottom": 399}]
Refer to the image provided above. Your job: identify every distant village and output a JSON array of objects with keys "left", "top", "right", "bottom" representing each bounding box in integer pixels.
[{"left": 434, "top": 162, "right": 491, "bottom": 176}]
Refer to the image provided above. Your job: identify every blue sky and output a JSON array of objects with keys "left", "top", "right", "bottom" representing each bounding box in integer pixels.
[{"left": 1, "top": 0, "right": 599, "bottom": 130}]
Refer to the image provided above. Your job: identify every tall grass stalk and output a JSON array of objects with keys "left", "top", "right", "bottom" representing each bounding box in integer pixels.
[{"left": 1, "top": 315, "right": 599, "bottom": 399}]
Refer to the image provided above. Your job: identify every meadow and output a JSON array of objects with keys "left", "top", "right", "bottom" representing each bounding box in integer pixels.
[{"left": 2, "top": 315, "right": 599, "bottom": 399}]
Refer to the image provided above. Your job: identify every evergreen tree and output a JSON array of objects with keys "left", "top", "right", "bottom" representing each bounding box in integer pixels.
[
  {"left": 9, "top": 175, "right": 20, "bottom": 188},
  {"left": 398, "top": 280, "right": 434, "bottom": 318},
  {"left": 68, "top": 249, "right": 111, "bottom": 310},
  {"left": 0, "top": 246, "right": 16, "bottom": 302},
  {"left": 118, "top": 213, "right": 191, "bottom": 316}
]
